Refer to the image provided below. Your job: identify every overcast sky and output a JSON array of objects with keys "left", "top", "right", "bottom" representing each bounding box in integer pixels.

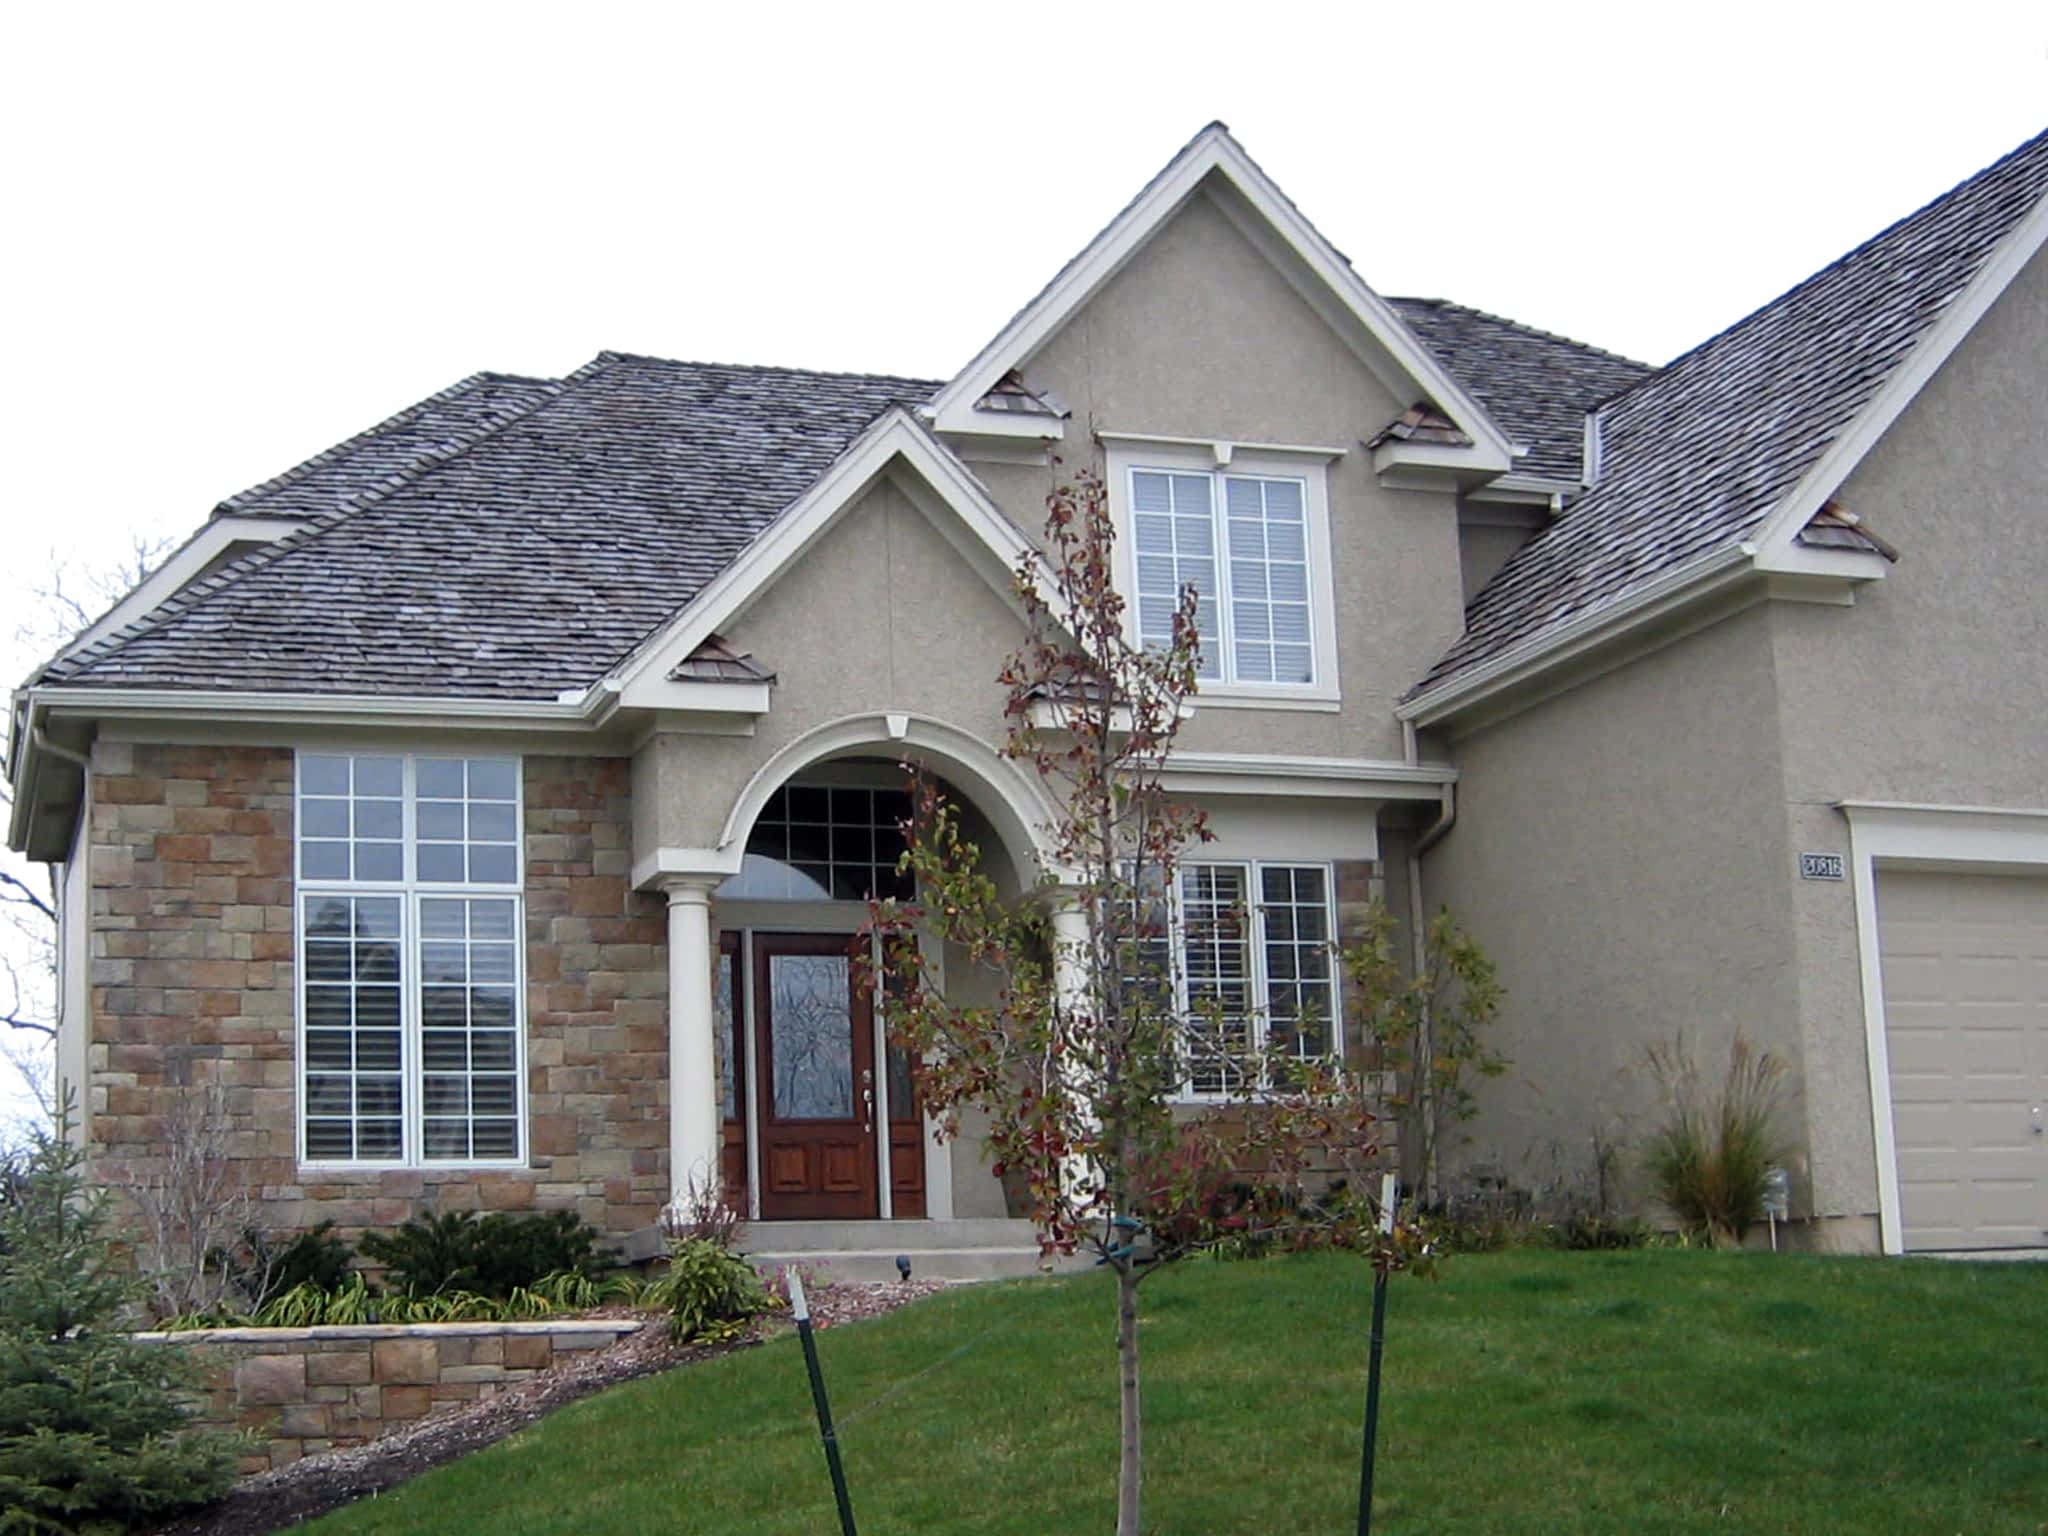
[{"left": 0, "top": 1, "right": 2042, "bottom": 1125}]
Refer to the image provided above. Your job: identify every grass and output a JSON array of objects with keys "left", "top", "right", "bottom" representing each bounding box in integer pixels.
[{"left": 302, "top": 1249, "right": 2047, "bottom": 1535}]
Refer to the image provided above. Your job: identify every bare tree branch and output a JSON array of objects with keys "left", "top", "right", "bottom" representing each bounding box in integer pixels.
[{"left": 0, "top": 868, "right": 56, "bottom": 923}]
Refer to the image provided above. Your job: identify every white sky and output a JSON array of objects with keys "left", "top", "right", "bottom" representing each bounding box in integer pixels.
[{"left": 0, "top": 0, "right": 2042, "bottom": 1124}]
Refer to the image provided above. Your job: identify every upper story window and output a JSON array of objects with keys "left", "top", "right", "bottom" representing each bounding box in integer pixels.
[
  {"left": 295, "top": 753, "right": 525, "bottom": 1169},
  {"left": 1106, "top": 436, "right": 1341, "bottom": 706}
]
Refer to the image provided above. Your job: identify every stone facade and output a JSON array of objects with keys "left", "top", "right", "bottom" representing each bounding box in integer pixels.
[
  {"left": 86, "top": 745, "right": 670, "bottom": 1242},
  {"left": 143, "top": 1319, "right": 645, "bottom": 1471}
]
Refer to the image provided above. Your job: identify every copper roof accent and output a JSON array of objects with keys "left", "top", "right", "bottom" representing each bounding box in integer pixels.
[
  {"left": 668, "top": 634, "right": 776, "bottom": 684},
  {"left": 1799, "top": 500, "right": 1901, "bottom": 563},
  {"left": 1368, "top": 403, "right": 1474, "bottom": 449},
  {"left": 976, "top": 369, "right": 1068, "bottom": 419}
]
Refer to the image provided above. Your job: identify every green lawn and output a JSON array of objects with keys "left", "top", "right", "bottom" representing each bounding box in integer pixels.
[{"left": 303, "top": 1249, "right": 2046, "bottom": 1535}]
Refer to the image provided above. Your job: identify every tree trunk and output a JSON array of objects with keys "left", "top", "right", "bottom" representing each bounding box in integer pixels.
[{"left": 1116, "top": 1260, "right": 1142, "bottom": 1536}]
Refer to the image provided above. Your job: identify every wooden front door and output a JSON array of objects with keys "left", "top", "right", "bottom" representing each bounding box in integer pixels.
[{"left": 754, "top": 932, "right": 878, "bottom": 1220}]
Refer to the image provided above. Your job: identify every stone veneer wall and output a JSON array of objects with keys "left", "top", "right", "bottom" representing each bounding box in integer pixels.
[
  {"left": 87, "top": 745, "right": 671, "bottom": 1240},
  {"left": 142, "top": 1319, "right": 645, "bottom": 1471}
]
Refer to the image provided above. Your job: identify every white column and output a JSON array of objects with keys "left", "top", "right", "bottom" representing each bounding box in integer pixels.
[
  {"left": 1049, "top": 892, "right": 1099, "bottom": 1211},
  {"left": 665, "top": 878, "right": 722, "bottom": 1213}
]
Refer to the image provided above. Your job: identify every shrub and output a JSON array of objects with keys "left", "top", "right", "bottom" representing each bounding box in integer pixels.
[
  {"left": 1645, "top": 1032, "right": 1792, "bottom": 1248},
  {"left": 359, "top": 1209, "right": 603, "bottom": 1299},
  {"left": 642, "top": 1237, "right": 781, "bottom": 1343},
  {"left": 0, "top": 1114, "right": 240, "bottom": 1528}
]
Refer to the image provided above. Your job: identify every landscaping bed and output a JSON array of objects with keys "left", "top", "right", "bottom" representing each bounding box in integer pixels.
[{"left": 146, "top": 1279, "right": 948, "bottom": 1536}]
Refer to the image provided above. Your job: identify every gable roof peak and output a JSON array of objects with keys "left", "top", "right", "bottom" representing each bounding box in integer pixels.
[{"left": 924, "top": 124, "right": 1516, "bottom": 470}]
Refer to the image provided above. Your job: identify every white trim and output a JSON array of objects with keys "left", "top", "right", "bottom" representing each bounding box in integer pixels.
[
  {"left": 1839, "top": 800, "right": 2048, "bottom": 1255},
  {"left": 1397, "top": 543, "right": 1757, "bottom": 728},
  {"left": 55, "top": 513, "right": 311, "bottom": 662},
  {"left": 1750, "top": 188, "right": 2048, "bottom": 564},
  {"left": 607, "top": 410, "right": 1045, "bottom": 706},
  {"left": 923, "top": 125, "right": 1515, "bottom": 468},
  {"left": 33, "top": 685, "right": 600, "bottom": 729},
  {"left": 1095, "top": 429, "right": 1348, "bottom": 461},
  {"left": 293, "top": 751, "right": 530, "bottom": 1174},
  {"left": 1158, "top": 752, "right": 1455, "bottom": 801},
  {"left": 1106, "top": 439, "right": 1341, "bottom": 705}
]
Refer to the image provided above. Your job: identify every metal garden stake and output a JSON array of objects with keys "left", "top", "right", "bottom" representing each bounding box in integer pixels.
[
  {"left": 1357, "top": 1171, "right": 1398, "bottom": 1536},
  {"left": 787, "top": 1269, "right": 860, "bottom": 1536}
]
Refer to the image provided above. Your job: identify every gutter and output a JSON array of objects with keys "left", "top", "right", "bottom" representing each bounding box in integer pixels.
[{"left": 1397, "top": 541, "right": 1757, "bottom": 730}]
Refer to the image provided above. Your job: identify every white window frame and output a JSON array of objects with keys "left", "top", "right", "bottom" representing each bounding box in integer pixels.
[
  {"left": 294, "top": 751, "right": 529, "bottom": 1173},
  {"left": 1162, "top": 859, "right": 1342, "bottom": 1103},
  {"left": 1105, "top": 436, "right": 1342, "bottom": 709}
]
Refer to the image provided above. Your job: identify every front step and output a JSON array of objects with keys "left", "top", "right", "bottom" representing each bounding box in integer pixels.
[{"left": 743, "top": 1217, "right": 1068, "bottom": 1284}]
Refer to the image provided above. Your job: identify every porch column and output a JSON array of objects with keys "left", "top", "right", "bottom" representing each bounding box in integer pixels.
[
  {"left": 1049, "top": 890, "right": 1098, "bottom": 1209},
  {"left": 664, "top": 876, "right": 723, "bottom": 1212}
]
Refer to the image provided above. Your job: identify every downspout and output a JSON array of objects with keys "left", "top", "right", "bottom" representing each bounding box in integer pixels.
[{"left": 1399, "top": 719, "right": 1457, "bottom": 1204}]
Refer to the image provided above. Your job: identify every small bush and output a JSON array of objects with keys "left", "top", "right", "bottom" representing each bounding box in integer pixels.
[
  {"left": 1645, "top": 1032, "right": 1792, "bottom": 1248},
  {"left": 643, "top": 1237, "right": 781, "bottom": 1343},
  {"left": 359, "top": 1209, "right": 603, "bottom": 1299},
  {"left": 233, "top": 1220, "right": 355, "bottom": 1308},
  {"left": 0, "top": 1112, "right": 240, "bottom": 1527}
]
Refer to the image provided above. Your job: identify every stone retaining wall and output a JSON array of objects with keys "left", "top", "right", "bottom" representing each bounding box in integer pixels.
[{"left": 137, "top": 1319, "right": 646, "bottom": 1472}]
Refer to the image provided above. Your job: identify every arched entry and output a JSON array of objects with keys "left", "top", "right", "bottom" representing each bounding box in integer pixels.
[{"left": 711, "top": 715, "right": 1053, "bottom": 1222}]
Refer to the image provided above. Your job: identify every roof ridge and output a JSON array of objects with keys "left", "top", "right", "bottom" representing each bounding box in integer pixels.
[
  {"left": 213, "top": 369, "right": 559, "bottom": 515},
  {"left": 1387, "top": 295, "right": 1652, "bottom": 370},
  {"left": 1595, "top": 127, "right": 2048, "bottom": 416}
]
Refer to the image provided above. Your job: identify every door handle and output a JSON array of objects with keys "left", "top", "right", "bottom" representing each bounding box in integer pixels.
[{"left": 863, "top": 1085, "right": 875, "bottom": 1135}]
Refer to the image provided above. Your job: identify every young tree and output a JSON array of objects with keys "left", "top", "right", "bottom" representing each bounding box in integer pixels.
[
  {"left": 867, "top": 467, "right": 1389, "bottom": 1536},
  {"left": 0, "top": 1106, "right": 241, "bottom": 1528},
  {"left": 1343, "top": 901, "right": 1506, "bottom": 1204}
]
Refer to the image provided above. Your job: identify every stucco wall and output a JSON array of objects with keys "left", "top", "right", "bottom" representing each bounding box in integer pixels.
[
  {"left": 1765, "top": 241, "right": 2048, "bottom": 1224},
  {"left": 974, "top": 183, "right": 1468, "bottom": 762},
  {"left": 636, "top": 478, "right": 1032, "bottom": 857},
  {"left": 1421, "top": 606, "right": 1805, "bottom": 1206}
]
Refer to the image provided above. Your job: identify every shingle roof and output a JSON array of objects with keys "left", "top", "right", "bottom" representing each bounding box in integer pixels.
[
  {"left": 1385, "top": 298, "right": 1650, "bottom": 481},
  {"left": 1415, "top": 127, "right": 2048, "bottom": 697},
  {"left": 214, "top": 371, "right": 564, "bottom": 520},
  {"left": 44, "top": 356, "right": 935, "bottom": 698}
]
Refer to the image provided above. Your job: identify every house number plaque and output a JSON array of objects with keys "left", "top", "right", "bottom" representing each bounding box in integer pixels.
[{"left": 1799, "top": 853, "right": 1846, "bottom": 881}]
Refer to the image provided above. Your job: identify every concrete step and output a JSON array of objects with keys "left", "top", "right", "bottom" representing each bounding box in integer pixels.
[
  {"left": 742, "top": 1217, "right": 1040, "bottom": 1253},
  {"left": 745, "top": 1245, "right": 1055, "bottom": 1284},
  {"left": 743, "top": 1217, "right": 1064, "bottom": 1284}
]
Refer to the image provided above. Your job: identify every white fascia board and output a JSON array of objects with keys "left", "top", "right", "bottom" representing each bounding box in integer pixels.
[
  {"left": 57, "top": 513, "right": 311, "bottom": 660},
  {"left": 1749, "top": 189, "right": 2048, "bottom": 562},
  {"left": 1371, "top": 439, "right": 1514, "bottom": 483},
  {"left": 1158, "top": 752, "right": 1456, "bottom": 801},
  {"left": 926, "top": 125, "right": 1516, "bottom": 465},
  {"left": 1096, "top": 429, "right": 1348, "bottom": 461},
  {"left": 1397, "top": 543, "right": 1758, "bottom": 728},
  {"left": 609, "top": 409, "right": 1047, "bottom": 707},
  {"left": 1467, "top": 473, "right": 1574, "bottom": 507},
  {"left": 30, "top": 685, "right": 600, "bottom": 732}
]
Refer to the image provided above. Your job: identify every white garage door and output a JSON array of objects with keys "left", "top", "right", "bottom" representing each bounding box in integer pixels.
[{"left": 1876, "top": 870, "right": 2048, "bottom": 1252}]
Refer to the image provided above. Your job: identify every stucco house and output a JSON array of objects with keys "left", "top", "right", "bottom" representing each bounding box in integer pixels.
[{"left": 10, "top": 123, "right": 2044, "bottom": 1265}]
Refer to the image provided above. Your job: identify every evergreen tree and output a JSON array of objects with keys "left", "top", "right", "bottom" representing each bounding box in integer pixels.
[{"left": 0, "top": 1114, "right": 238, "bottom": 1533}]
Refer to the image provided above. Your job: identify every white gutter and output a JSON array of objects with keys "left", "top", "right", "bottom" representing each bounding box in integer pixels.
[{"left": 1398, "top": 541, "right": 1757, "bottom": 729}]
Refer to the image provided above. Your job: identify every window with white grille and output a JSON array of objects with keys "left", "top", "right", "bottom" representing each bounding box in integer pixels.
[{"left": 296, "top": 753, "right": 525, "bottom": 1167}]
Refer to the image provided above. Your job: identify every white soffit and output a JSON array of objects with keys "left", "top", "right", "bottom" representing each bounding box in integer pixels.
[{"left": 922, "top": 124, "right": 1515, "bottom": 470}]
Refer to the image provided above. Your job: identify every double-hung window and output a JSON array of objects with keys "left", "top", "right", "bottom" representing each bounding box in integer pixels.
[
  {"left": 1166, "top": 861, "right": 1339, "bottom": 1098},
  {"left": 1111, "top": 439, "right": 1339, "bottom": 701},
  {"left": 296, "top": 753, "right": 526, "bottom": 1167}
]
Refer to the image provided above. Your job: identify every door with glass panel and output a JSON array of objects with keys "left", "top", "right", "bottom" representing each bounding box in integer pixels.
[{"left": 754, "top": 932, "right": 877, "bottom": 1220}]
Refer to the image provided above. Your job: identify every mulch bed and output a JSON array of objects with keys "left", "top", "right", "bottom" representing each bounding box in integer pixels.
[{"left": 147, "top": 1280, "right": 950, "bottom": 1536}]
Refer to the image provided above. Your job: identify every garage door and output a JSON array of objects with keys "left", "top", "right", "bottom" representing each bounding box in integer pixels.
[{"left": 1876, "top": 870, "right": 2048, "bottom": 1252}]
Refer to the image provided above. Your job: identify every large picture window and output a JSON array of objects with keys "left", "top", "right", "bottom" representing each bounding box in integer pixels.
[
  {"left": 296, "top": 753, "right": 525, "bottom": 1167},
  {"left": 1162, "top": 861, "right": 1339, "bottom": 1098}
]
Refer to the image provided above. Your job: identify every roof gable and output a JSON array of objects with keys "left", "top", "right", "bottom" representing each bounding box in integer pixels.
[
  {"left": 1410, "top": 126, "right": 2048, "bottom": 706},
  {"left": 924, "top": 124, "right": 1516, "bottom": 472}
]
